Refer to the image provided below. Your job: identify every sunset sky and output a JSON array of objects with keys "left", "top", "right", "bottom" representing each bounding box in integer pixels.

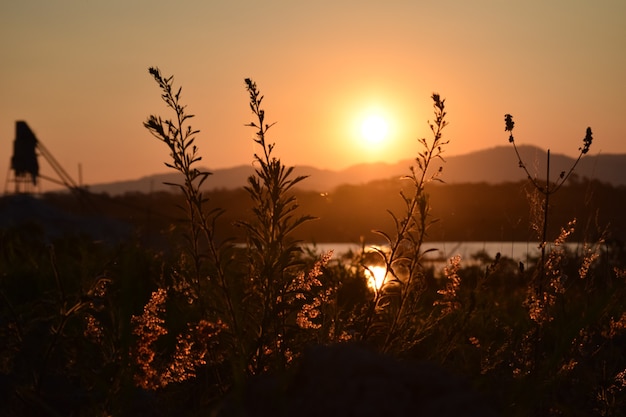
[{"left": 2, "top": 1, "right": 625, "bottom": 191}]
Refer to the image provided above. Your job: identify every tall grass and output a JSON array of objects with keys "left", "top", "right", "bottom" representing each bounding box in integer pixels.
[
  {"left": 358, "top": 93, "right": 452, "bottom": 353},
  {"left": 139, "top": 70, "right": 343, "bottom": 397}
]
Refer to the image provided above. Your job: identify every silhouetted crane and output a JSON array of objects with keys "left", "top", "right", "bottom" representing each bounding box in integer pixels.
[{"left": 5, "top": 121, "right": 82, "bottom": 195}]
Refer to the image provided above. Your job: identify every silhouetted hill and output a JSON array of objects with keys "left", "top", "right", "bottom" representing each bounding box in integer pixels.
[
  {"left": 86, "top": 146, "right": 626, "bottom": 195},
  {"left": 442, "top": 145, "right": 625, "bottom": 185}
]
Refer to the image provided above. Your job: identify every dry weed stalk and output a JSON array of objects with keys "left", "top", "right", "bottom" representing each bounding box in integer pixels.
[
  {"left": 361, "top": 93, "right": 449, "bottom": 353},
  {"left": 504, "top": 114, "right": 592, "bottom": 293},
  {"left": 144, "top": 67, "right": 237, "bottom": 335}
]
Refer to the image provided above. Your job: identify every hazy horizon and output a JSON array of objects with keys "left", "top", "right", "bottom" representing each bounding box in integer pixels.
[{"left": 14, "top": 142, "right": 624, "bottom": 195}]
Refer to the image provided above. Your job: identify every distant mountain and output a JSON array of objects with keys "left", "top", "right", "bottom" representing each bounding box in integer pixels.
[
  {"left": 86, "top": 145, "right": 626, "bottom": 195},
  {"left": 441, "top": 145, "right": 625, "bottom": 185}
]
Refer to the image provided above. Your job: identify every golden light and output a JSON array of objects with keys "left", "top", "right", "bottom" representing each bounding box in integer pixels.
[
  {"left": 365, "top": 265, "right": 388, "bottom": 291},
  {"left": 324, "top": 88, "right": 421, "bottom": 166},
  {"left": 360, "top": 114, "right": 389, "bottom": 144}
]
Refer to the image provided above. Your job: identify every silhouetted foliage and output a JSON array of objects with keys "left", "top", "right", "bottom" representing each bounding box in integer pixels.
[{"left": 1, "top": 70, "right": 625, "bottom": 417}]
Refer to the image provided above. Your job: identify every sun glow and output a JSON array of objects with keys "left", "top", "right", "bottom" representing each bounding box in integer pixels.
[
  {"left": 331, "top": 93, "right": 414, "bottom": 166},
  {"left": 360, "top": 114, "right": 389, "bottom": 144}
]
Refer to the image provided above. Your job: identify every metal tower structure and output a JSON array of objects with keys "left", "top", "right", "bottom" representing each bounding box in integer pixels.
[{"left": 5, "top": 121, "right": 82, "bottom": 194}]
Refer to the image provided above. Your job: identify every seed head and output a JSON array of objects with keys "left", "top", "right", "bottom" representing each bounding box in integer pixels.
[
  {"left": 581, "top": 127, "right": 593, "bottom": 154},
  {"left": 504, "top": 114, "right": 515, "bottom": 142}
]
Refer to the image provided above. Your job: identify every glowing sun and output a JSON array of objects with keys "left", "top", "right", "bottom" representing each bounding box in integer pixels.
[{"left": 360, "top": 115, "right": 389, "bottom": 145}]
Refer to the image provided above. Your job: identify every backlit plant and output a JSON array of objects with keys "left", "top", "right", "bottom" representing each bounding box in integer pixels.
[
  {"left": 361, "top": 93, "right": 452, "bottom": 353},
  {"left": 237, "top": 78, "right": 338, "bottom": 373}
]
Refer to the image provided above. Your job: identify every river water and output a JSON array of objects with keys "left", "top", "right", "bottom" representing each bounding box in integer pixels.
[{"left": 304, "top": 241, "right": 585, "bottom": 267}]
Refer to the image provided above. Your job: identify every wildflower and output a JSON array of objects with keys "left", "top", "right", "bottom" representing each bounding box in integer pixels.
[
  {"left": 148, "top": 66, "right": 162, "bottom": 82},
  {"left": 526, "top": 293, "right": 551, "bottom": 323},
  {"left": 575, "top": 327, "right": 592, "bottom": 356},
  {"left": 164, "top": 319, "right": 226, "bottom": 385},
  {"left": 468, "top": 336, "right": 481, "bottom": 348},
  {"left": 297, "top": 298, "right": 323, "bottom": 330},
  {"left": 558, "top": 358, "right": 578, "bottom": 374},
  {"left": 284, "top": 348, "right": 294, "bottom": 364},
  {"left": 131, "top": 288, "right": 168, "bottom": 390},
  {"left": 504, "top": 114, "right": 515, "bottom": 142},
  {"left": 83, "top": 314, "right": 104, "bottom": 344},
  {"left": 581, "top": 127, "right": 593, "bottom": 154},
  {"left": 89, "top": 276, "right": 110, "bottom": 298},
  {"left": 603, "top": 312, "right": 626, "bottom": 339},
  {"left": 286, "top": 251, "right": 332, "bottom": 295},
  {"left": 431, "top": 93, "right": 444, "bottom": 110},
  {"left": 170, "top": 270, "right": 198, "bottom": 304},
  {"left": 579, "top": 241, "right": 601, "bottom": 279},
  {"left": 131, "top": 288, "right": 227, "bottom": 390},
  {"left": 434, "top": 255, "right": 462, "bottom": 314},
  {"left": 528, "top": 219, "right": 577, "bottom": 324},
  {"left": 554, "top": 220, "right": 576, "bottom": 246},
  {"left": 288, "top": 251, "right": 334, "bottom": 331},
  {"left": 325, "top": 322, "right": 352, "bottom": 343},
  {"left": 614, "top": 369, "right": 626, "bottom": 390}
]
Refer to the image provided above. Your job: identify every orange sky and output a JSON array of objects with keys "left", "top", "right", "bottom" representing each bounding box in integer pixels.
[{"left": 2, "top": 1, "right": 625, "bottom": 192}]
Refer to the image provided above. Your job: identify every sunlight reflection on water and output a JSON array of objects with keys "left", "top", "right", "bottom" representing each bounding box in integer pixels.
[{"left": 363, "top": 265, "right": 387, "bottom": 291}]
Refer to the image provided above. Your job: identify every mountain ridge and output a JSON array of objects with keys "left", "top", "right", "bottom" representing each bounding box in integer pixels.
[{"left": 86, "top": 145, "right": 626, "bottom": 195}]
